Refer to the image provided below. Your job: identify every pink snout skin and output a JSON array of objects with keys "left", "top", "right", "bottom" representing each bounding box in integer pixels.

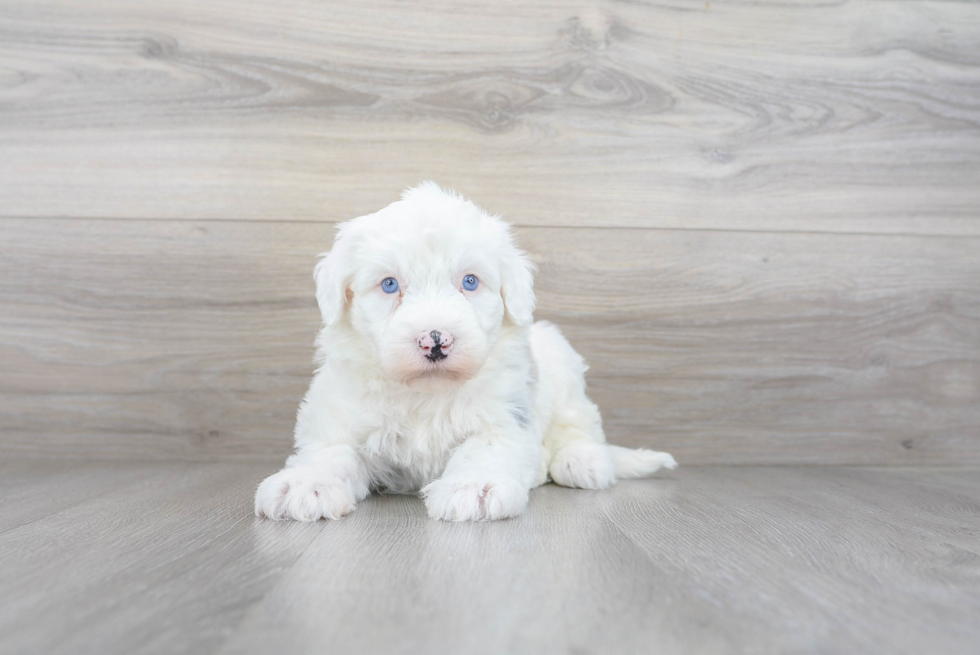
[{"left": 416, "top": 330, "right": 454, "bottom": 356}]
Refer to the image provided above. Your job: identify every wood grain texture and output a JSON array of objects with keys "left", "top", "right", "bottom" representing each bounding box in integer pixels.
[
  {"left": 0, "top": 461, "right": 325, "bottom": 655},
  {"left": 1, "top": 0, "right": 979, "bottom": 234},
  {"left": 1, "top": 218, "right": 977, "bottom": 464},
  {"left": 0, "top": 461, "right": 977, "bottom": 655},
  {"left": 0, "top": 459, "right": 163, "bottom": 534}
]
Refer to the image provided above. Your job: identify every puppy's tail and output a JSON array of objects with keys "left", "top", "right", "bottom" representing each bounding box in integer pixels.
[{"left": 610, "top": 445, "right": 678, "bottom": 479}]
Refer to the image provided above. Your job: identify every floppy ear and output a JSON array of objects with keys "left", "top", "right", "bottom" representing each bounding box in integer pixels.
[
  {"left": 314, "top": 224, "right": 356, "bottom": 327},
  {"left": 501, "top": 246, "right": 536, "bottom": 326}
]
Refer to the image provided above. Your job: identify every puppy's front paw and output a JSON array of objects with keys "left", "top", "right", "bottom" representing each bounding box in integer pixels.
[
  {"left": 422, "top": 477, "right": 529, "bottom": 522},
  {"left": 550, "top": 440, "right": 616, "bottom": 490},
  {"left": 254, "top": 467, "right": 359, "bottom": 521}
]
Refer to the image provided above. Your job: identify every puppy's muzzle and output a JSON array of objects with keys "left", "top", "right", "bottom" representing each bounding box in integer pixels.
[{"left": 417, "top": 330, "right": 454, "bottom": 362}]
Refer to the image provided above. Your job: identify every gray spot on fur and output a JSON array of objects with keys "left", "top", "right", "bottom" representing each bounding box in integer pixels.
[{"left": 511, "top": 404, "right": 530, "bottom": 429}]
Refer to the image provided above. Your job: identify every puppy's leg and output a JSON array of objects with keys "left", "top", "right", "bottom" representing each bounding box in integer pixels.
[
  {"left": 254, "top": 444, "right": 370, "bottom": 521},
  {"left": 547, "top": 424, "right": 617, "bottom": 490},
  {"left": 422, "top": 435, "right": 539, "bottom": 522},
  {"left": 536, "top": 327, "right": 674, "bottom": 488},
  {"left": 547, "top": 420, "right": 676, "bottom": 489}
]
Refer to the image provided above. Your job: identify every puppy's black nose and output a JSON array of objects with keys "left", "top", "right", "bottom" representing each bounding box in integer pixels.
[{"left": 417, "top": 330, "right": 454, "bottom": 362}]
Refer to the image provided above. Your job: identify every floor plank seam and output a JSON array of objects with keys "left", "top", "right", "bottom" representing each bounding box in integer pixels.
[
  {"left": 208, "top": 518, "right": 329, "bottom": 655},
  {"left": 3, "top": 215, "right": 980, "bottom": 240},
  {"left": 0, "top": 473, "right": 160, "bottom": 539}
]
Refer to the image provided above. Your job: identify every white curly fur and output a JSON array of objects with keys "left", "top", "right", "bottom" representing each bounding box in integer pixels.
[{"left": 255, "top": 183, "right": 676, "bottom": 522}]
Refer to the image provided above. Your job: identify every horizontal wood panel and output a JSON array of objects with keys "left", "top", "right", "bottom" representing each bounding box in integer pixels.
[
  {"left": 1, "top": 218, "right": 977, "bottom": 463},
  {"left": 1, "top": 0, "right": 979, "bottom": 233}
]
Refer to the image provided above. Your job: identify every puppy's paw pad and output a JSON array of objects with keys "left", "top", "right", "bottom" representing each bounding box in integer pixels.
[
  {"left": 254, "top": 467, "right": 357, "bottom": 521},
  {"left": 550, "top": 441, "right": 616, "bottom": 490},
  {"left": 422, "top": 478, "right": 528, "bottom": 522}
]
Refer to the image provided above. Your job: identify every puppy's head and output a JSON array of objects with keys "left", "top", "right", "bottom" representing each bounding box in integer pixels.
[{"left": 315, "top": 182, "right": 535, "bottom": 385}]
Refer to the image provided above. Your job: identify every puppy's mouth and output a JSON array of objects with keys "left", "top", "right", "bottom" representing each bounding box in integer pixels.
[
  {"left": 384, "top": 335, "right": 483, "bottom": 386},
  {"left": 419, "top": 352, "right": 457, "bottom": 377},
  {"left": 412, "top": 348, "right": 470, "bottom": 383}
]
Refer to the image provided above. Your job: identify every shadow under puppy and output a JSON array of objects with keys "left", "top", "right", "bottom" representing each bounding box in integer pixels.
[{"left": 255, "top": 182, "right": 676, "bottom": 522}]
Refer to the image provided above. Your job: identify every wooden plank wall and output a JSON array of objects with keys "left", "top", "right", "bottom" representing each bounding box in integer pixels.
[{"left": 1, "top": 0, "right": 978, "bottom": 464}]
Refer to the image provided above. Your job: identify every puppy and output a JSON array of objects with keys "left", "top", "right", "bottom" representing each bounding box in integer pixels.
[{"left": 255, "top": 183, "right": 676, "bottom": 522}]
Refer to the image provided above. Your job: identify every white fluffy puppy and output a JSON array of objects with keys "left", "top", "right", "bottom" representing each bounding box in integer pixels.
[{"left": 255, "top": 183, "right": 676, "bottom": 522}]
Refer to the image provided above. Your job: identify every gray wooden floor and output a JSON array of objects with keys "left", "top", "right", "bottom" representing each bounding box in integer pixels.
[{"left": 1, "top": 460, "right": 977, "bottom": 655}]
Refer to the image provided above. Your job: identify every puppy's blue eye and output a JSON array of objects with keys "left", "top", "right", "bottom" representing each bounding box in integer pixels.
[
  {"left": 381, "top": 277, "right": 399, "bottom": 294},
  {"left": 462, "top": 275, "right": 479, "bottom": 291}
]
